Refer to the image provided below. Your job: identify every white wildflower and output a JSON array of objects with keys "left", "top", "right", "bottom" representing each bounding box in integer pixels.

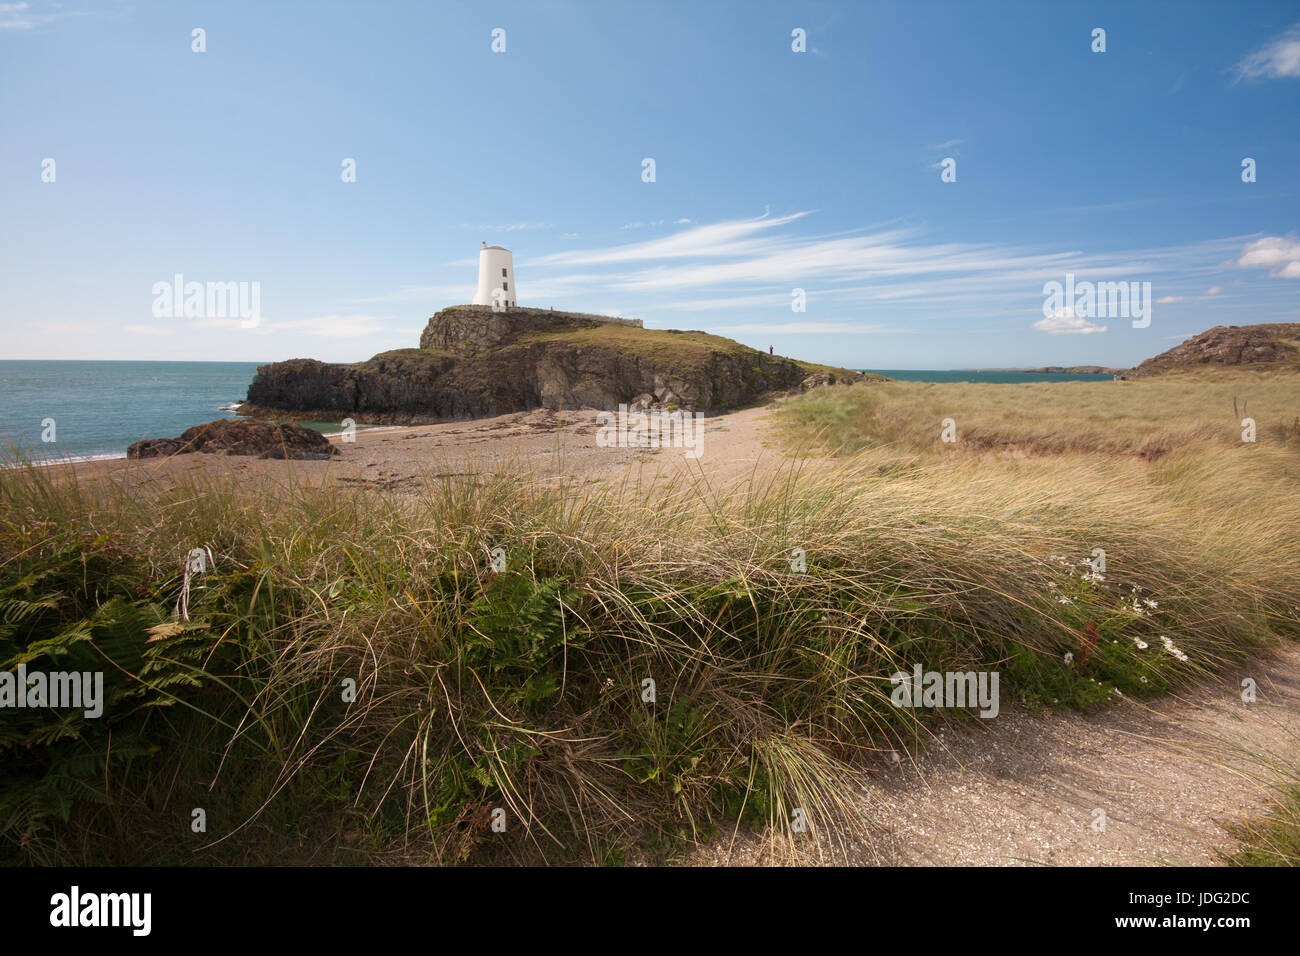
[{"left": 1157, "top": 635, "right": 1189, "bottom": 662}]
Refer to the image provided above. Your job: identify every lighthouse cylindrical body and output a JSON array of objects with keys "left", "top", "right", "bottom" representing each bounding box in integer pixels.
[{"left": 472, "top": 245, "right": 516, "bottom": 308}]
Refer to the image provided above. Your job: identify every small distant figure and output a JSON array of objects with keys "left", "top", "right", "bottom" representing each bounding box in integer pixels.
[{"left": 769, "top": 345, "right": 774, "bottom": 354}]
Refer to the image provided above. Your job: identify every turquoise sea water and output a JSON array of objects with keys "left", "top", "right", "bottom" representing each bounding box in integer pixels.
[
  {"left": 0, "top": 360, "right": 272, "bottom": 462},
  {"left": 863, "top": 369, "right": 1116, "bottom": 384},
  {"left": 0, "top": 361, "right": 1118, "bottom": 463}
]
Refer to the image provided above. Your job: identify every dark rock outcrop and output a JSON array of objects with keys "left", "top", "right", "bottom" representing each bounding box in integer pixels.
[
  {"left": 1131, "top": 323, "right": 1300, "bottom": 376},
  {"left": 243, "top": 306, "right": 866, "bottom": 425},
  {"left": 128, "top": 420, "right": 339, "bottom": 460}
]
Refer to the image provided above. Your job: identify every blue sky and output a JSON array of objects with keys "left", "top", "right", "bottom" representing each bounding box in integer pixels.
[{"left": 2, "top": 0, "right": 1298, "bottom": 368}]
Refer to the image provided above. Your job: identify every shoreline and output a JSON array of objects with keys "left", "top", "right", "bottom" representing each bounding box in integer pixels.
[
  {"left": 13, "top": 403, "right": 794, "bottom": 493},
  {"left": 7, "top": 423, "right": 411, "bottom": 473},
  {"left": 3, "top": 450, "right": 128, "bottom": 470}
]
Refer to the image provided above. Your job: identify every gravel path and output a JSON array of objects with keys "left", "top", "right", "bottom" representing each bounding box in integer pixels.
[{"left": 692, "top": 646, "right": 1300, "bottom": 866}]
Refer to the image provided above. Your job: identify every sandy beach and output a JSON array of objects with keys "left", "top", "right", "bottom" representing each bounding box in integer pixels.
[{"left": 61, "top": 403, "right": 802, "bottom": 494}]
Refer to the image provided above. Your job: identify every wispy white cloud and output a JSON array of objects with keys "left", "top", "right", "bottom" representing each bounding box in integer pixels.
[
  {"left": 350, "top": 284, "right": 470, "bottom": 304},
  {"left": 38, "top": 320, "right": 95, "bottom": 334},
  {"left": 0, "top": 2, "right": 34, "bottom": 29},
  {"left": 1235, "top": 24, "right": 1300, "bottom": 80},
  {"left": 713, "top": 321, "right": 901, "bottom": 335},
  {"left": 928, "top": 139, "right": 963, "bottom": 169},
  {"left": 186, "top": 317, "right": 275, "bottom": 335},
  {"left": 464, "top": 221, "right": 552, "bottom": 233},
  {"left": 534, "top": 213, "right": 1237, "bottom": 301},
  {"left": 357, "top": 214, "right": 1268, "bottom": 335},
  {"left": 273, "top": 314, "right": 393, "bottom": 338},
  {"left": 0, "top": 1, "right": 91, "bottom": 30},
  {"left": 1156, "top": 284, "right": 1225, "bottom": 305},
  {"left": 534, "top": 211, "right": 812, "bottom": 267},
  {"left": 663, "top": 291, "right": 793, "bottom": 311}
]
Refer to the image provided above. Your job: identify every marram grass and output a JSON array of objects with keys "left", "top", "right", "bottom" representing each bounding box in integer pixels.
[{"left": 2, "top": 396, "right": 1298, "bottom": 864}]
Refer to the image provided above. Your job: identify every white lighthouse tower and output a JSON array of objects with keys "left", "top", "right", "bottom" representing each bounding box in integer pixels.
[{"left": 472, "top": 242, "right": 516, "bottom": 309}]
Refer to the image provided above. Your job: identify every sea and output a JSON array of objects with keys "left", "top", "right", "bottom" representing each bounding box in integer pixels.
[
  {"left": 0, "top": 361, "right": 1116, "bottom": 463},
  {"left": 863, "top": 369, "right": 1115, "bottom": 384},
  {"left": 0, "top": 360, "right": 355, "bottom": 465}
]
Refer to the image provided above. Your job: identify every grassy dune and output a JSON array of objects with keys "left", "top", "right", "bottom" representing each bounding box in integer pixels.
[
  {"left": 773, "top": 371, "right": 1300, "bottom": 457},
  {"left": 2, "top": 373, "right": 1299, "bottom": 865},
  {"left": 1229, "top": 779, "right": 1300, "bottom": 865}
]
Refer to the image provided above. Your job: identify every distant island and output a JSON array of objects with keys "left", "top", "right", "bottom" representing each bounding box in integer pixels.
[
  {"left": 960, "top": 324, "right": 1300, "bottom": 377},
  {"left": 958, "top": 366, "right": 1121, "bottom": 374}
]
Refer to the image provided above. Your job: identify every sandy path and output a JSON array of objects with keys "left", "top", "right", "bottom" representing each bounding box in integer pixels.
[{"left": 693, "top": 646, "right": 1300, "bottom": 866}]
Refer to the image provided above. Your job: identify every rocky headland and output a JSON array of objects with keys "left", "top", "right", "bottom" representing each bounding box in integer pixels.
[
  {"left": 241, "top": 305, "right": 869, "bottom": 425},
  {"left": 1130, "top": 323, "right": 1300, "bottom": 376}
]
